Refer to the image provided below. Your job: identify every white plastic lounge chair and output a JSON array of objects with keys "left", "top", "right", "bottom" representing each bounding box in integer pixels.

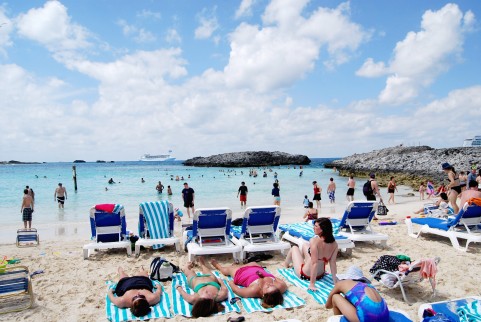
[
  {"left": 16, "top": 229, "right": 39, "bottom": 247},
  {"left": 371, "top": 257, "right": 440, "bottom": 303},
  {"left": 0, "top": 266, "right": 34, "bottom": 314},
  {"left": 330, "top": 201, "right": 388, "bottom": 246},
  {"left": 406, "top": 201, "right": 481, "bottom": 251},
  {"left": 230, "top": 206, "right": 290, "bottom": 261},
  {"left": 83, "top": 204, "right": 132, "bottom": 259},
  {"left": 135, "top": 201, "right": 180, "bottom": 256},
  {"left": 183, "top": 208, "right": 242, "bottom": 262},
  {"left": 418, "top": 296, "right": 481, "bottom": 322},
  {"left": 327, "top": 309, "right": 412, "bottom": 322},
  {"left": 278, "top": 222, "right": 355, "bottom": 255}
]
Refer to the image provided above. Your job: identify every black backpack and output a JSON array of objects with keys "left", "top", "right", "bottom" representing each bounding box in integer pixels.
[
  {"left": 363, "top": 180, "right": 373, "bottom": 196},
  {"left": 150, "top": 257, "right": 180, "bottom": 282}
]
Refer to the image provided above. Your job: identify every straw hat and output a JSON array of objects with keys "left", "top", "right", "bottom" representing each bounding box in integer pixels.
[{"left": 336, "top": 265, "right": 371, "bottom": 284}]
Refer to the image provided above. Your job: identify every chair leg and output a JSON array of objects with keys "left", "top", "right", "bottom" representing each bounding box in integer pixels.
[
  {"left": 447, "top": 232, "right": 463, "bottom": 251},
  {"left": 398, "top": 284, "right": 410, "bottom": 303},
  {"left": 135, "top": 244, "right": 140, "bottom": 257},
  {"left": 83, "top": 248, "right": 89, "bottom": 259}
]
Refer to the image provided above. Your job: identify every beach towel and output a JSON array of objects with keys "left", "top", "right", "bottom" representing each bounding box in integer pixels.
[
  {"left": 106, "top": 280, "right": 171, "bottom": 321},
  {"left": 468, "top": 198, "right": 481, "bottom": 207},
  {"left": 216, "top": 270, "right": 305, "bottom": 313},
  {"left": 279, "top": 221, "right": 341, "bottom": 239},
  {"left": 96, "top": 204, "right": 118, "bottom": 213},
  {"left": 171, "top": 272, "right": 240, "bottom": 317},
  {"left": 457, "top": 300, "right": 481, "bottom": 322},
  {"left": 277, "top": 268, "right": 334, "bottom": 305},
  {"left": 420, "top": 258, "right": 437, "bottom": 289},
  {"left": 139, "top": 201, "right": 171, "bottom": 249}
]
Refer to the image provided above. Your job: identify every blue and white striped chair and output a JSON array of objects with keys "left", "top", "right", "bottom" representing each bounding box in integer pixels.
[
  {"left": 0, "top": 265, "right": 34, "bottom": 314},
  {"left": 230, "top": 206, "right": 290, "bottom": 261},
  {"left": 135, "top": 201, "right": 180, "bottom": 256},
  {"left": 83, "top": 204, "right": 131, "bottom": 259},
  {"left": 183, "top": 208, "right": 242, "bottom": 262}
]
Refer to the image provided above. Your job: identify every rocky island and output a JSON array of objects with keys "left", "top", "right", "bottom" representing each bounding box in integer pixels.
[
  {"left": 325, "top": 145, "right": 481, "bottom": 187},
  {"left": 183, "top": 151, "right": 311, "bottom": 167}
]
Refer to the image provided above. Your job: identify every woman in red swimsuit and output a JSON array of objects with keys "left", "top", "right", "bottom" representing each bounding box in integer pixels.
[{"left": 284, "top": 218, "right": 338, "bottom": 291}]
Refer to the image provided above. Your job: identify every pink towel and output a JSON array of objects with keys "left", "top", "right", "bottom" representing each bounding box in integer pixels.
[
  {"left": 420, "top": 258, "right": 437, "bottom": 288},
  {"left": 95, "top": 204, "right": 116, "bottom": 213}
]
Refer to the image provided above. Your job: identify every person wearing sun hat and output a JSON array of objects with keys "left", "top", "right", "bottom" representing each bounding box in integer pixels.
[{"left": 326, "top": 265, "right": 389, "bottom": 322}]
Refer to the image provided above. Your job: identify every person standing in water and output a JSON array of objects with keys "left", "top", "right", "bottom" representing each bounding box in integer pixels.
[
  {"left": 21, "top": 188, "right": 34, "bottom": 229},
  {"left": 237, "top": 181, "right": 248, "bottom": 208},
  {"left": 54, "top": 183, "right": 67, "bottom": 209}
]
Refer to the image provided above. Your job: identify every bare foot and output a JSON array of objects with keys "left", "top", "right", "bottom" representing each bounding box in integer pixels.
[
  {"left": 211, "top": 259, "right": 220, "bottom": 270},
  {"left": 283, "top": 260, "right": 291, "bottom": 268},
  {"left": 187, "top": 261, "right": 195, "bottom": 270}
]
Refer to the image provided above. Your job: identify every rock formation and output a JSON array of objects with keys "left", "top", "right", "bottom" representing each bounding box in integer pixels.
[
  {"left": 325, "top": 145, "right": 481, "bottom": 187},
  {"left": 183, "top": 151, "right": 311, "bottom": 167}
]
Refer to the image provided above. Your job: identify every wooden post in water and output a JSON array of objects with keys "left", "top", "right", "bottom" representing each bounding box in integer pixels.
[{"left": 72, "top": 165, "right": 78, "bottom": 192}]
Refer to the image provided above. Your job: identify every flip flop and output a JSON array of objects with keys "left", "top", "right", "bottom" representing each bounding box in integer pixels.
[
  {"left": 227, "top": 317, "right": 245, "bottom": 322},
  {"left": 30, "top": 269, "right": 44, "bottom": 277}
]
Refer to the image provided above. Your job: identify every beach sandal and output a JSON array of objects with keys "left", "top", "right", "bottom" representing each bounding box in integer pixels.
[
  {"left": 30, "top": 269, "right": 44, "bottom": 277},
  {"left": 227, "top": 316, "right": 245, "bottom": 322}
]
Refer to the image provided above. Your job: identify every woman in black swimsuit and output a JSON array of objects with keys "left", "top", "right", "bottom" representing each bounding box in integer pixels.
[
  {"left": 442, "top": 162, "right": 461, "bottom": 214},
  {"left": 108, "top": 267, "right": 162, "bottom": 317}
]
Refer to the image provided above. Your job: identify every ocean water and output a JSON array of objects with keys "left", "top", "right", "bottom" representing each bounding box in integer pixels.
[{"left": 0, "top": 158, "right": 350, "bottom": 242}]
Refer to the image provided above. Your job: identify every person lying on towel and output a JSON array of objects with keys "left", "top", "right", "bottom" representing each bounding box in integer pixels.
[
  {"left": 108, "top": 266, "right": 162, "bottom": 317},
  {"left": 176, "top": 257, "right": 228, "bottom": 317},
  {"left": 326, "top": 266, "right": 389, "bottom": 322},
  {"left": 212, "top": 259, "right": 287, "bottom": 308}
]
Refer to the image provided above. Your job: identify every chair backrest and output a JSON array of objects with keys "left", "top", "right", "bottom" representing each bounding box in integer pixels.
[
  {"left": 89, "top": 204, "right": 127, "bottom": 243},
  {"left": 138, "top": 201, "right": 174, "bottom": 238},
  {"left": 240, "top": 206, "right": 281, "bottom": 241},
  {"left": 339, "top": 201, "right": 378, "bottom": 228},
  {"left": 192, "top": 208, "right": 232, "bottom": 245},
  {"left": 448, "top": 202, "right": 481, "bottom": 229},
  {"left": 401, "top": 257, "right": 440, "bottom": 286}
]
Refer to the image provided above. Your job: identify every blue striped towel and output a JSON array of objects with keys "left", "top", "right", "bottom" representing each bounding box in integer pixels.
[
  {"left": 106, "top": 280, "right": 172, "bottom": 321},
  {"left": 217, "top": 271, "right": 305, "bottom": 313},
  {"left": 171, "top": 272, "right": 240, "bottom": 317},
  {"left": 277, "top": 267, "right": 334, "bottom": 305},
  {"left": 457, "top": 299, "right": 481, "bottom": 322},
  {"left": 279, "top": 222, "right": 341, "bottom": 240},
  {"left": 139, "top": 201, "right": 171, "bottom": 249}
]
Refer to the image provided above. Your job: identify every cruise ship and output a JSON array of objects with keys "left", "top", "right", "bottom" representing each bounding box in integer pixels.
[
  {"left": 463, "top": 136, "right": 481, "bottom": 147},
  {"left": 140, "top": 151, "right": 175, "bottom": 162}
]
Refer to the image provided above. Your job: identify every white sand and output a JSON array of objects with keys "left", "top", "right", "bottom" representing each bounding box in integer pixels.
[{"left": 1, "top": 189, "right": 480, "bottom": 321}]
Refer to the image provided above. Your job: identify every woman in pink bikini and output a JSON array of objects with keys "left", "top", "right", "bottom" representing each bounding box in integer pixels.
[
  {"left": 211, "top": 260, "right": 287, "bottom": 308},
  {"left": 284, "top": 217, "right": 338, "bottom": 291}
]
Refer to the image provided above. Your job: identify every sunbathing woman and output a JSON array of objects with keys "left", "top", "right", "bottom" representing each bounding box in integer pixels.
[
  {"left": 176, "top": 258, "right": 228, "bottom": 317},
  {"left": 284, "top": 217, "right": 338, "bottom": 291},
  {"left": 108, "top": 267, "right": 162, "bottom": 317},
  {"left": 413, "top": 192, "right": 449, "bottom": 216},
  {"left": 211, "top": 260, "right": 288, "bottom": 308},
  {"left": 303, "top": 201, "right": 318, "bottom": 222},
  {"left": 326, "top": 266, "right": 389, "bottom": 322}
]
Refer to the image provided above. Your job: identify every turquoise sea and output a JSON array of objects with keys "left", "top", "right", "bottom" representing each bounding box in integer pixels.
[{"left": 0, "top": 158, "right": 349, "bottom": 242}]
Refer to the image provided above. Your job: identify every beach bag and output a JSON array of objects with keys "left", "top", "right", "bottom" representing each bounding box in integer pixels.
[
  {"left": 377, "top": 201, "right": 388, "bottom": 216},
  {"left": 150, "top": 257, "right": 179, "bottom": 282},
  {"left": 363, "top": 180, "right": 373, "bottom": 196},
  {"left": 232, "top": 218, "right": 243, "bottom": 226}
]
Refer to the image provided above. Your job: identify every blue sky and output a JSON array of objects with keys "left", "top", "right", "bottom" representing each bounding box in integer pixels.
[{"left": 1, "top": 0, "right": 480, "bottom": 162}]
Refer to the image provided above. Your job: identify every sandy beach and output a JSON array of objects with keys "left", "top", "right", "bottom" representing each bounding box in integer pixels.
[{"left": 1, "top": 188, "right": 480, "bottom": 322}]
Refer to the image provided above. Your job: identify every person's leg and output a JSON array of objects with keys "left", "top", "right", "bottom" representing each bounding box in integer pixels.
[
  {"left": 118, "top": 267, "right": 129, "bottom": 279},
  {"left": 211, "top": 259, "right": 239, "bottom": 277},
  {"left": 28, "top": 220, "right": 31, "bottom": 229},
  {"left": 290, "top": 246, "right": 305, "bottom": 277},
  {"left": 23, "top": 220, "right": 27, "bottom": 229},
  {"left": 449, "top": 191, "right": 459, "bottom": 214},
  {"left": 331, "top": 294, "right": 359, "bottom": 322},
  {"left": 198, "top": 257, "right": 213, "bottom": 275}
]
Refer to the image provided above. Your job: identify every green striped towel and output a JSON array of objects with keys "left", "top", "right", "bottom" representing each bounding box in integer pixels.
[
  {"left": 277, "top": 267, "right": 334, "bottom": 305},
  {"left": 106, "top": 280, "right": 172, "bottom": 321},
  {"left": 217, "top": 271, "right": 305, "bottom": 313},
  {"left": 171, "top": 272, "right": 241, "bottom": 317},
  {"left": 139, "top": 201, "right": 171, "bottom": 249},
  {"left": 457, "top": 299, "right": 481, "bottom": 322}
]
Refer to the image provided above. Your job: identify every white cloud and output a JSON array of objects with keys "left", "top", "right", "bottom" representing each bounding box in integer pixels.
[
  {"left": 117, "top": 19, "right": 156, "bottom": 43},
  {"left": 165, "top": 28, "right": 181, "bottom": 44},
  {"left": 16, "top": 1, "right": 91, "bottom": 51},
  {"left": 224, "top": 0, "right": 369, "bottom": 92},
  {"left": 0, "top": 6, "right": 13, "bottom": 56},
  {"left": 357, "top": 3, "right": 475, "bottom": 105},
  {"left": 235, "top": 0, "right": 255, "bottom": 19},
  {"left": 136, "top": 9, "right": 161, "bottom": 20},
  {"left": 194, "top": 8, "right": 219, "bottom": 40}
]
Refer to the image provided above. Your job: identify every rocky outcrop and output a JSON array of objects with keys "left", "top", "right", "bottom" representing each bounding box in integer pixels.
[
  {"left": 183, "top": 151, "right": 311, "bottom": 167},
  {"left": 325, "top": 146, "right": 481, "bottom": 187}
]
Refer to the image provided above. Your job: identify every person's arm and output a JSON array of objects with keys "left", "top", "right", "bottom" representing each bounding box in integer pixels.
[
  {"left": 54, "top": 189, "right": 57, "bottom": 201},
  {"left": 108, "top": 289, "right": 127, "bottom": 308},
  {"left": 237, "top": 187, "right": 240, "bottom": 197},
  {"left": 65, "top": 189, "right": 67, "bottom": 199},
  {"left": 181, "top": 190, "right": 185, "bottom": 202},
  {"left": 192, "top": 192, "right": 195, "bottom": 202},
  {"left": 446, "top": 172, "right": 455, "bottom": 189},
  {"left": 216, "top": 279, "right": 229, "bottom": 301},
  {"left": 325, "top": 282, "right": 342, "bottom": 309},
  {"left": 308, "top": 239, "right": 319, "bottom": 291},
  {"left": 148, "top": 285, "right": 162, "bottom": 305},
  {"left": 329, "top": 244, "right": 339, "bottom": 284},
  {"left": 176, "top": 285, "right": 197, "bottom": 304},
  {"left": 31, "top": 198, "right": 34, "bottom": 211},
  {"left": 228, "top": 281, "right": 259, "bottom": 298}
]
